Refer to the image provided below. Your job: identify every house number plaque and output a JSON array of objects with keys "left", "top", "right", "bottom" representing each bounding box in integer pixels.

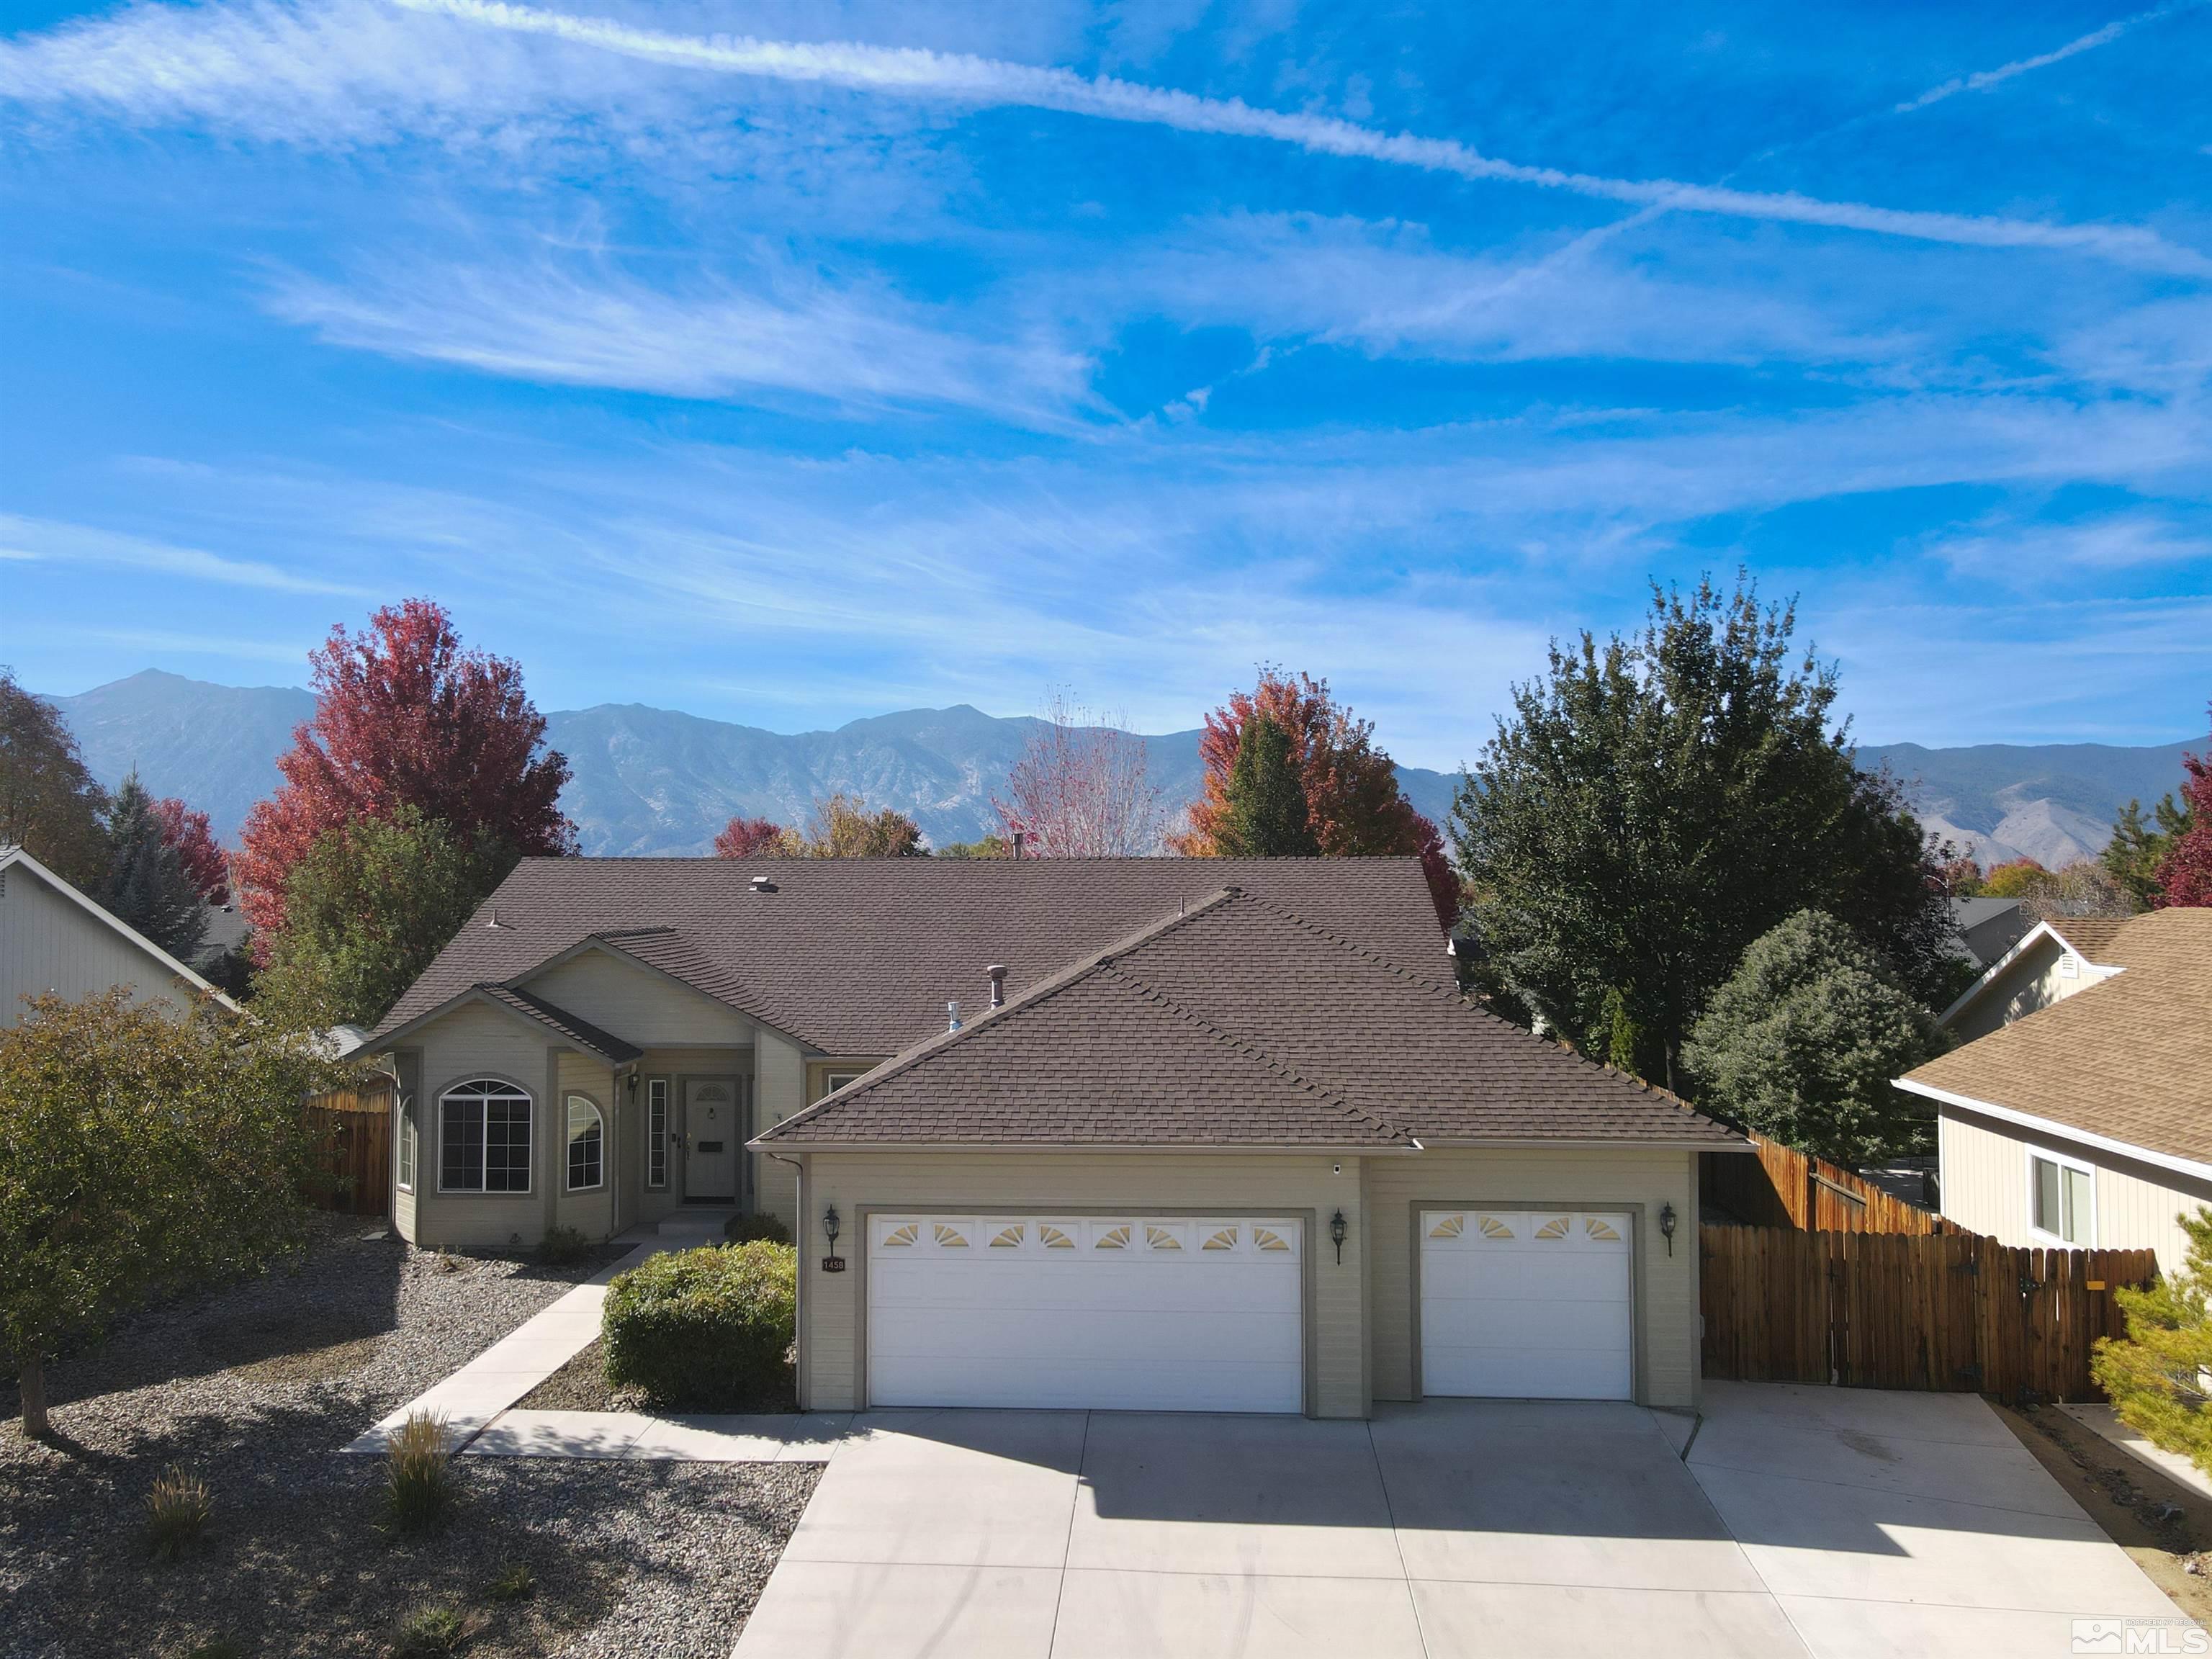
[{"left": 822, "top": 1256, "right": 847, "bottom": 1273}]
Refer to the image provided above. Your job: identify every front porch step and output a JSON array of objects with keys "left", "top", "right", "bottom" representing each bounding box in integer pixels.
[{"left": 657, "top": 1209, "right": 736, "bottom": 1238}]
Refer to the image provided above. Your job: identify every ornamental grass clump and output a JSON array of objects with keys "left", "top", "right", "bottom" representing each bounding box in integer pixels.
[
  {"left": 601, "top": 1241, "right": 796, "bottom": 1411},
  {"left": 390, "top": 1599, "right": 467, "bottom": 1657},
  {"left": 383, "top": 1411, "right": 454, "bottom": 1536},
  {"left": 145, "top": 1464, "right": 212, "bottom": 1561}
]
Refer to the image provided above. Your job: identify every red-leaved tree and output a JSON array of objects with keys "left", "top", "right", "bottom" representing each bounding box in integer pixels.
[
  {"left": 2157, "top": 710, "right": 2212, "bottom": 907},
  {"left": 994, "top": 692, "right": 1164, "bottom": 857},
  {"left": 713, "top": 815, "right": 788, "bottom": 858},
  {"left": 235, "top": 600, "right": 574, "bottom": 941},
  {"left": 153, "top": 796, "right": 228, "bottom": 904},
  {"left": 1171, "top": 668, "right": 1458, "bottom": 925}
]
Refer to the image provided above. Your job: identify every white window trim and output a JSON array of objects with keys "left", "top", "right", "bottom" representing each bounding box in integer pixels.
[
  {"left": 646, "top": 1077, "right": 670, "bottom": 1190},
  {"left": 2026, "top": 1146, "right": 2097, "bottom": 1249},
  {"left": 821, "top": 1069, "right": 867, "bottom": 1098},
  {"left": 565, "top": 1094, "right": 606, "bottom": 1192},
  {"left": 436, "top": 1078, "right": 536, "bottom": 1196},
  {"left": 395, "top": 1094, "right": 417, "bottom": 1195}
]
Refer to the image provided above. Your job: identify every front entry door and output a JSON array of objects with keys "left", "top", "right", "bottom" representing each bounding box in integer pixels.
[{"left": 682, "top": 1078, "right": 741, "bottom": 1201}]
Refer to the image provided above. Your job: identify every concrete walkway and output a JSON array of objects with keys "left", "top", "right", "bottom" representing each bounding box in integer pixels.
[
  {"left": 464, "top": 1408, "right": 850, "bottom": 1462},
  {"left": 731, "top": 1385, "right": 2197, "bottom": 1659},
  {"left": 344, "top": 1213, "right": 726, "bottom": 1455},
  {"left": 2064, "top": 1400, "right": 2212, "bottom": 1501}
]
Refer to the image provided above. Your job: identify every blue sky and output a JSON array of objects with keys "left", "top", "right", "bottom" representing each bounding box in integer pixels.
[{"left": 2, "top": 0, "right": 2209, "bottom": 768}]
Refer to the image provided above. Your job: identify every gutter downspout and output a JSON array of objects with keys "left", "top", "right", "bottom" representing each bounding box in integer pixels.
[{"left": 761, "top": 1148, "right": 808, "bottom": 1412}]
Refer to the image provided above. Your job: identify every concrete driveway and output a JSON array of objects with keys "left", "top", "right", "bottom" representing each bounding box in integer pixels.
[{"left": 732, "top": 1381, "right": 2193, "bottom": 1658}]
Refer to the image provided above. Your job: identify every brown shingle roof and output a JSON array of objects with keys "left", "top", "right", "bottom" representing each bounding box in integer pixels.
[
  {"left": 374, "top": 856, "right": 1451, "bottom": 1056},
  {"left": 761, "top": 889, "right": 1741, "bottom": 1149},
  {"left": 2045, "top": 916, "right": 2131, "bottom": 963},
  {"left": 1902, "top": 907, "right": 2212, "bottom": 1167},
  {"left": 476, "top": 983, "right": 643, "bottom": 1064}
]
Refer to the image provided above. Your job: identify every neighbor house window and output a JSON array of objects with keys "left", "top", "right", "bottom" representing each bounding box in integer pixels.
[
  {"left": 395, "top": 1097, "right": 417, "bottom": 1193},
  {"left": 647, "top": 1078, "right": 669, "bottom": 1188},
  {"left": 2031, "top": 1153, "right": 2092, "bottom": 1245},
  {"left": 439, "top": 1079, "right": 533, "bottom": 1194},
  {"left": 566, "top": 1096, "right": 604, "bottom": 1191},
  {"left": 820, "top": 1069, "right": 866, "bottom": 1099}
]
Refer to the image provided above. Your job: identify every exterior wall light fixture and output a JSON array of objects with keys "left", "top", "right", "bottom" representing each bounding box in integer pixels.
[
  {"left": 1330, "top": 1209, "right": 1347, "bottom": 1264},
  {"left": 1659, "top": 1201, "right": 1677, "bottom": 1256}
]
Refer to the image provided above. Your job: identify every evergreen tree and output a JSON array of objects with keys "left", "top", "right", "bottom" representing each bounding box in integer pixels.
[
  {"left": 2103, "top": 798, "right": 2183, "bottom": 912},
  {"left": 2094, "top": 1208, "right": 2212, "bottom": 1475},
  {"left": 1215, "top": 714, "right": 1319, "bottom": 857},
  {"left": 1682, "top": 909, "right": 1947, "bottom": 1165},
  {"left": 101, "top": 773, "right": 205, "bottom": 960}
]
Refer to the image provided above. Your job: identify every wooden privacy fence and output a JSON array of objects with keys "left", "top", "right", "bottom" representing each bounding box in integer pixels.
[
  {"left": 302, "top": 1081, "right": 393, "bottom": 1218},
  {"left": 1702, "top": 1130, "right": 1954, "bottom": 1235},
  {"left": 1701, "top": 1223, "right": 2156, "bottom": 1403}
]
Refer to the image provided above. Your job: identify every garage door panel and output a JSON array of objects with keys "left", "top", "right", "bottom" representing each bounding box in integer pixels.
[
  {"left": 1419, "top": 1209, "right": 1634, "bottom": 1402},
  {"left": 868, "top": 1213, "right": 1305, "bottom": 1413}
]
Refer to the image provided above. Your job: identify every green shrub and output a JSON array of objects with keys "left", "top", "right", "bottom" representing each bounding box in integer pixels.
[
  {"left": 145, "top": 1465, "right": 212, "bottom": 1561},
  {"left": 722, "top": 1212, "right": 792, "bottom": 1246},
  {"left": 383, "top": 1411, "right": 453, "bottom": 1535},
  {"left": 602, "top": 1242, "right": 796, "bottom": 1410},
  {"left": 391, "top": 1600, "right": 467, "bottom": 1656},
  {"left": 539, "top": 1225, "right": 593, "bottom": 1266}
]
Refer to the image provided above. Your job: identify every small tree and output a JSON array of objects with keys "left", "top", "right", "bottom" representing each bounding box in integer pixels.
[
  {"left": 712, "top": 815, "right": 789, "bottom": 858},
  {"left": 101, "top": 773, "right": 206, "bottom": 961},
  {"left": 1682, "top": 909, "right": 1948, "bottom": 1166},
  {"left": 2094, "top": 1208, "right": 2212, "bottom": 1473},
  {"left": 1213, "top": 714, "right": 1318, "bottom": 857},
  {"left": 793, "top": 792, "right": 925, "bottom": 858},
  {"left": 1980, "top": 858, "right": 2049, "bottom": 899},
  {"left": 936, "top": 835, "right": 1012, "bottom": 860},
  {"left": 153, "top": 796, "right": 229, "bottom": 904},
  {"left": 1, "top": 990, "right": 329, "bottom": 1436},
  {"left": 0, "top": 667, "right": 109, "bottom": 890},
  {"left": 254, "top": 808, "right": 513, "bottom": 1029},
  {"left": 993, "top": 692, "right": 1164, "bottom": 857}
]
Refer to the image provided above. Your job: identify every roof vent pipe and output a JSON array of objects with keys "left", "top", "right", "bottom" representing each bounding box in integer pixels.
[
  {"left": 1012, "top": 830, "right": 1025, "bottom": 859},
  {"left": 485, "top": 908, "right": 504, "bottom": 930},
  {"left": 947, "top": 999, "right": 962, "bottom": 1033},
  {"left": 987, "top": 964, "right": 1007, "bottom": 1009}
]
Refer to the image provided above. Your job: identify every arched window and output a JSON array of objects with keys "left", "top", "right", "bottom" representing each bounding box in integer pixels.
[
  {"left": 439, "top": 1079, "right": 533, "bottom": 1194},
  {"left": 567, "top": 1095, "right": 605, "bottom": 1192}
]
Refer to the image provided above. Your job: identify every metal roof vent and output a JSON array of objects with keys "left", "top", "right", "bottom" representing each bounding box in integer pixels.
[
  {"left": 485, "top": 907, "right": 505, "bottom": 929},
  {"left": 947, "top": 999, "right": 962, "bottom": 1033},
  {"left": 750, "top": 874, "right": 776, "bottom": 892},
  {"left": 987, "top": 964, "right": 1007, "bottom": 1009}
]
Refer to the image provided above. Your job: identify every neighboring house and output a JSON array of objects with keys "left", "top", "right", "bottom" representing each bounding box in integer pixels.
[
  {"left": 1897, "top": 907, "right": 2212, "bottom": 1274},
  {"left": 0, "top": 843, "right": 237, "bottom": 1028},
  {"left": 1938, "top": 913, "right": 2131, "bottom": 1043},
  {"left": 369, "top": 855, "right": 1745, "bottom": 1418},
  {"left": 1949, "top": 895, "right": 2028, "bottom": 971}
]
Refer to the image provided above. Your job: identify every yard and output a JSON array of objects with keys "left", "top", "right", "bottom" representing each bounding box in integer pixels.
[{"left": 0, "top": 1215, "right": 816, "bottom": 1658}]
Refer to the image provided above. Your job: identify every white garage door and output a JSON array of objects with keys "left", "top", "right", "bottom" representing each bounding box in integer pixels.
[
  {"left": 867, "top": 1214, "right": 1303, "bottom": 1412},
  {"left": 1419, "top": 1209, "right": 1633, "bottom": 1400}
]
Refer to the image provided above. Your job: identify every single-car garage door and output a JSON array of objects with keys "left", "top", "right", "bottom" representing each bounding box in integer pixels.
[
  {"left": 1419, "top": 1209, "right": 1632, "bottom": 1400},
  {"left": 867, "top": 1213, "right": 1303, "bottom": 1412}
]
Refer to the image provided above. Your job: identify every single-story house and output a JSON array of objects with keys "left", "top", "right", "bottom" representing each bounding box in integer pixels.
[
  {"left": 369, "top": 855, "right": 1745, "bottom": 1418},
  {"left": 0, "top": 843, "right": 237, "bottom": 1028},
  {"left": 1898, "top": 907, "right": 2211, "bottom": 1273}
]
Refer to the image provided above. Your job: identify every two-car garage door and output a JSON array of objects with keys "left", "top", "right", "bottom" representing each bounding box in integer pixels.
[{"left": 868, "top": 1213, "right": 1304, "bottom": 1413}]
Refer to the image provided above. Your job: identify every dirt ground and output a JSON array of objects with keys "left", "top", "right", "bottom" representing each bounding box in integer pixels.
[{"left": 1998, "top": 1399, "right": 2212, "bottom": 1628}]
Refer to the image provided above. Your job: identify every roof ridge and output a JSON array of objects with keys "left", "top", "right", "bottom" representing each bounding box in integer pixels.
[
  {"left": 757, "top": 889, "right": 1248, "bottom": 1138},
  {"left": 1102, "top": 966, "right": 1415, "bottom": 1146}
]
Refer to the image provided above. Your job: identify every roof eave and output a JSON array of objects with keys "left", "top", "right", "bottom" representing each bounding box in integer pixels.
[
  {"left": 367, "top": 984, "right": 638, "bottom": 1066},
  {"left": 747, "top": 1136, "right": 1423, "bottom": 1154},
  {"left": 1897, "top": 1076, "right": 2212, "bottom": 1185}
]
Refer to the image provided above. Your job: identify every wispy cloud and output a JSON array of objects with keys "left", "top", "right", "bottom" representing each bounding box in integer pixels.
[
  {"left": 1894, "top": 1, "right": 2207, "bottom": 114},
  {"left": 264, "top": 250, "right": 1094, "bottom": 421},
  {"left": 1927, "top": 513, "right": 2212, "bottom": 578},
  {"left": 0, "top": 513, "right": 372, "bottom": 597},
  {"left": 387, "top": 0, "right": 2211, "bottom": 274}
]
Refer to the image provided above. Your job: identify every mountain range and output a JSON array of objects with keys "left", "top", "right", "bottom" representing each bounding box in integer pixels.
[{"left": 49, "top": 670, "right": 2198, "bottom": 868}]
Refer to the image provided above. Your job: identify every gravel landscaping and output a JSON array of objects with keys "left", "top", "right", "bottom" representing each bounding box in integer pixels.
[{"left": 0, "top": 1215, "right": 818, "bottom": 1658}]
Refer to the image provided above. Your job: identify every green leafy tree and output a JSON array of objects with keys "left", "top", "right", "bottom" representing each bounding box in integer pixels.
[
  {"left": 254, "top": 807, "right": 514, "bottom": 1030},
  {"left": 1681, "top": 909, "right": 1947, "bottom": 1164},
  {"left": 1, "top": 989, "right": 333, "bottom": 1437},
  {"left": 1214, "top": 714, "right": 1320, "bottom": 857},
  {"left": 935, "top": 835, "right": 1013, "bottom": 859},
  {"left": 99, "top": 772, "right": 207, "bottom": 961},
  {"left": 2094, "top": 1208, "right": 2212, "bottom": 1474},
  {"left": 1451, "top": 575, "right": 1952, "bottom": 1085},
  {"left": 0, "top": 667, "right": 109, "bottom": 890}
]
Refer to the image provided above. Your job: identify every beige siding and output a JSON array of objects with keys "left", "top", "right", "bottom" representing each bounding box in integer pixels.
[
  {"left": 409, "top": 1002, "right": 557, "bottom": 1251},
  {"left": 0, "top": 862, "right": 202, "bottom": 1027},
  {"left": 1941, "top": 1106, "right": 2212, "bottom": 1276},
  {"left": 796, "top": 1151, "right": 1370, "bottom": 1418},
  {"left": 754, "top": 1033, "right": 807, "bottom": 1232},
  {"left": 1364, "top": 1148, "right": 1701, "bottom": 1413},
  {"left": 555, "top": 1051, "right": 618, "bottom": 1240},
  {"left": 1949, "top": 934, "right": 2108, "bottom": 1043},
  {"left": 526, "top": 951, "right": 755, "bottom": 1046}
]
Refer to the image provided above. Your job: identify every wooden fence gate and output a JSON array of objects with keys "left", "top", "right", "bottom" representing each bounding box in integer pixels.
[
  {"left": 302, "top": 1082, "right": 393, "bottom": 1218},
  {"left": 1701, "top": 1224, "right": 2157, "bottom": 1402}
]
